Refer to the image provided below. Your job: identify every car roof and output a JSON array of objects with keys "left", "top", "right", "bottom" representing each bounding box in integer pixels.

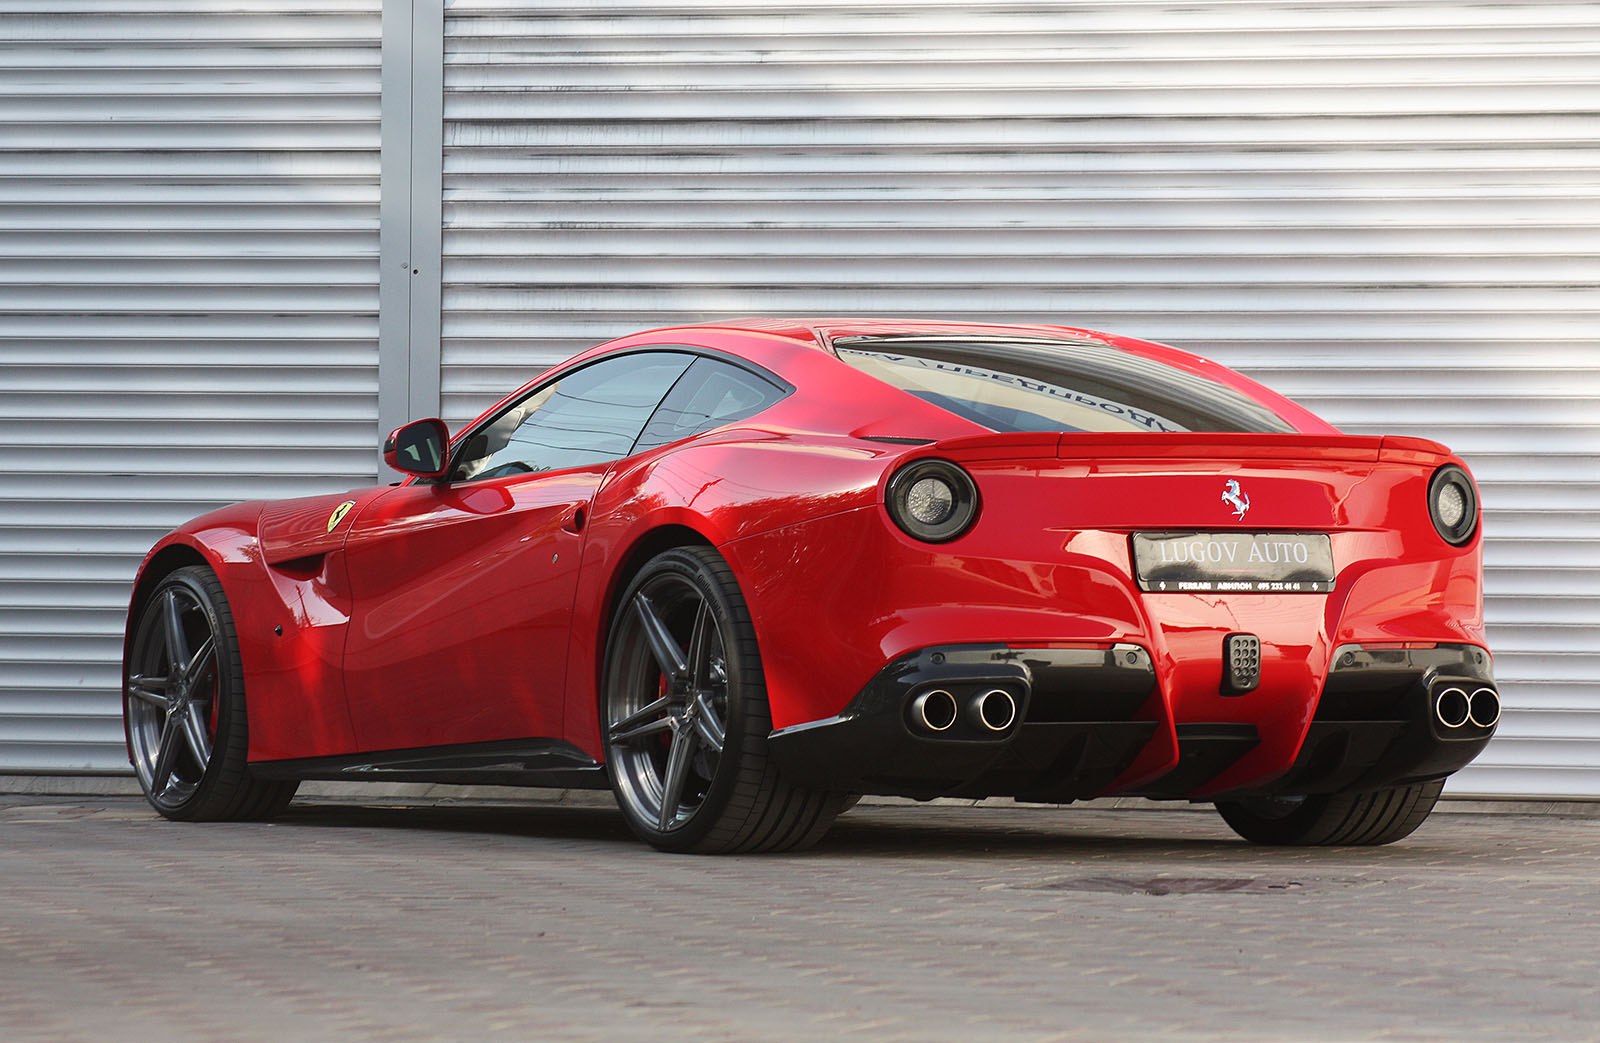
[
  {"left": 600, "top": 317, "right": 1333, "bottom": 436},
  {"left": 649, "top": 317, "right": 1119, "bottom": 351}
]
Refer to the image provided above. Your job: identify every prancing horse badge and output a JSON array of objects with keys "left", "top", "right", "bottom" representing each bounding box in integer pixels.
[{"left": 1221, "top": 480, "right": 1251, "bottom": 520}]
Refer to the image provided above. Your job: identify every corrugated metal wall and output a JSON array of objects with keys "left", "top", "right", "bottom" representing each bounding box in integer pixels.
[
  {"left": 0, "top": 2, "right": 382, "bottom": 771},
  {"left": 440, "top": 1, "right": 1600, "bottom": 796},
  {"left": 2, "top": 1, "right": 1593, "bottom": 794}
]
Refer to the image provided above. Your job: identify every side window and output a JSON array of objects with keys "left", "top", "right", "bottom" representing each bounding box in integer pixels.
[
  {"left": 449, "top": 352, "right": 694, "bottom": 482},
  {"left": 634, "top": 357, "right": 787, "bottom": 453}
]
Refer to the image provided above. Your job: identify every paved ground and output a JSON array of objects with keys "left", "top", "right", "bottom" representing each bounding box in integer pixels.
[{"left": 1, "top": 793, "right": 1596, "bottom": 1042}]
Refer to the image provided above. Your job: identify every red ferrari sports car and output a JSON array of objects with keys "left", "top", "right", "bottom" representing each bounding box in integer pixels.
[{"left": 123, "top": 319, "right": 1495, "bottom": 852}]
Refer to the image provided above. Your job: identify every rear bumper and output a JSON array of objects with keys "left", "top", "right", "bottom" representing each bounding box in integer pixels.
[
  {"left": 766, "top": 641, "right": 1495, "bottom": 801},
  {"left": 1237, "top": 643, "right": 1497, "bottom": 797}
]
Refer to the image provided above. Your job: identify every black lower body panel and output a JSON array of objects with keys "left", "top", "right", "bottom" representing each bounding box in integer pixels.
[
  {"left": 768, "top": 641, "right": 1498, "bottom": 803},
  {"left": 250, "top": 738, "right": 610, "bottom": 790},
  {"left": 1130, "top": 724, "right": 1260, "bottom": 798},
  {"left": 1222, "top": 643, "right": 1497, "bottom": 798},
  {"left": 767, "top": 643, "right": 1159, "bottom": 801}
]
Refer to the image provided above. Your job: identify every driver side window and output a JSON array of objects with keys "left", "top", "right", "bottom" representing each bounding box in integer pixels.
[{"left": 450, "top": 352, "right": 694, "bottom": 482}]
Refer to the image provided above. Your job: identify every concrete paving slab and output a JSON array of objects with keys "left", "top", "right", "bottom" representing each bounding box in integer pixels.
[{"left": 0, "top": 795, "right": 1595, "bottom": 1041}]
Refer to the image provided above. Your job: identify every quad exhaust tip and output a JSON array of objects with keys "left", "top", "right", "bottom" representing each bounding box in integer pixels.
[
  {"left": 969, "top": 688, "right": 1018, "bottom": 733},
  {"left": 1434, "top": 687, "right": 1471, "bottom": 729},
  {"left": 910, "top": 689, "right": 958, "bottom": 732},
  {"left": 1468, "top": 686, "right": 1501, "bottom": 729},
  {"left": 1434, "top": 685, "right": 1500, "bottom": 730},
  {"left": 908, "top": 687, "right": 1018, "bottom": 734}
]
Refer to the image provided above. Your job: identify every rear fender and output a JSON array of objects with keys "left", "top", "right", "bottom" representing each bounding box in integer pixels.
[{"left": 565, "top": 435, "right": 894, "bottom": 761}]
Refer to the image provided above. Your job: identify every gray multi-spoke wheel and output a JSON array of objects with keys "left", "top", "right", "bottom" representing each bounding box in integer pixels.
[
  {"left": 124, "top": 565, "right": 296, "bottom": 821},
  {"left": 603, "top": 546, "right": 846, "bottom": 853},
  {"left": 1216, "top": 779, "right": 1444, "bottom": 846}
]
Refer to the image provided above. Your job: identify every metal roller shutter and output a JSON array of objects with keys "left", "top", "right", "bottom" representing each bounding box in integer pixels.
[
  {"left": 440, "top": 0, "right": 1600, "bottom": 797},
  {"left": 0, "top": 2, "right": 382, "bottom": 772}
]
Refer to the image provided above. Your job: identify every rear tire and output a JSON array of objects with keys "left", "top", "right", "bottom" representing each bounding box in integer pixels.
[
  {"left": 603, "top": 546, "right": 846, "bottom": 853},
  {"left": 124, "top": 565, "right": 298, "bottom": 821},
  {"left": 1215, "top": 779, "right": 1444, "bottom": 846}
]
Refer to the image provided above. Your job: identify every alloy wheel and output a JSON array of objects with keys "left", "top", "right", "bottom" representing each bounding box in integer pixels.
[
  {"left": 607, "top": 578, "right": 731, "bottom": 833},
  {"left": 126, "top": 582, "right": 219, "bottom": 808}
]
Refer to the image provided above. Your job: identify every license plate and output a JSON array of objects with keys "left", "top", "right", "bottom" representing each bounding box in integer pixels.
[{"left": 1132, "top": 532, "right": 1335, "bottom": 593}]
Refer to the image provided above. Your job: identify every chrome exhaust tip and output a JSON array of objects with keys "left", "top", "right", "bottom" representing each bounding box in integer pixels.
[
  {"left": 910, "top": 689, "right": 958, "bottom": 733},
  {"left": 1434, "top": 686, "right": 1470, "bottom": 729},
  {"left": 1468, "top": 687, "right": 1501, "bottom": 729},
  {"left": 969, "top": 688, "right": 1017, "bottom": 733}
]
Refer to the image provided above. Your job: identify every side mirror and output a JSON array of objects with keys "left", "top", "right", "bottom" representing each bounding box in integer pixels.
[{"left": 383, "top": 418, "right": 450, "bottom": 479}]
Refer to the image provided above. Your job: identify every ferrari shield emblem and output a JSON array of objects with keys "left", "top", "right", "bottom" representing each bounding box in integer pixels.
[{"left": 326, "top": 500, "right": 356, "bottom": 533}]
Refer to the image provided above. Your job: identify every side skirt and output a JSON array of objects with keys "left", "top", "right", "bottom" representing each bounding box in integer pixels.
[{"left": 249, "top": 738, "right": 609, "bottom": 790}]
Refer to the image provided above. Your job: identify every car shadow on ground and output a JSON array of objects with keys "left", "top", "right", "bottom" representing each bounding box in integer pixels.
[
  {"left": 268, "top": 798, "right": 1319, "bottom": 860},
  {"left": 277, "top": 800, "right": 639, "bottom": 843}
]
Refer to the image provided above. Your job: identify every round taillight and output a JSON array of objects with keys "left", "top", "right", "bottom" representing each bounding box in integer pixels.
[
  {"left": 886, "top": 459, "right": 979, "bottom": 543},
  {"left": 1428, "top": 465, "right": 1479, "bottom": 546}
]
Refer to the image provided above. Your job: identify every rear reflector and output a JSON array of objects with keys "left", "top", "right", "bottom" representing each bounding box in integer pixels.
[{"left": 1222, "top": 633, "right": 1261, "bottom": 694}]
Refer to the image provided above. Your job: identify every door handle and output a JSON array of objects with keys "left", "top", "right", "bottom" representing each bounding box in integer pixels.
[{"left": 560, "top": 505, "right": 587, "bottom": 534}]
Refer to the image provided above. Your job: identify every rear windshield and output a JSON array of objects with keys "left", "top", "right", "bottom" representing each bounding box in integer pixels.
[{"left": 834, "top": 336, "right": 1293, "bottom": 435}]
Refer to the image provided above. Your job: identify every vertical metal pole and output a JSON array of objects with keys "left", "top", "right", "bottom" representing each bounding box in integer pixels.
[{"left": 378, "top": 0, "right": 444, "bottom": 466}]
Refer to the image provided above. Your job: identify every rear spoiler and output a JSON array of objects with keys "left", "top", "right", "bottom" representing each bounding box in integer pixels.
[{"left": 920, "top": 431, "right": 1457, "bottom": 466}]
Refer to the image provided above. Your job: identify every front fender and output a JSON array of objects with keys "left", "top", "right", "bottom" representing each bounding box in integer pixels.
[{"left": 125, "top": 498, "right": 363, "bottom": 763}]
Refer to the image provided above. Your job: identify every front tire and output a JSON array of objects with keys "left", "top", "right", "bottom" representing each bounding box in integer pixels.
[
  {"left": 603, "top": 546, "right": 845, "bottom": 853},
  {"left": 1215, "top": 779, "right": 1445, "bottom": 846},
  {"left": 124, "top": 565, "right": 297, "bottom": 821}
]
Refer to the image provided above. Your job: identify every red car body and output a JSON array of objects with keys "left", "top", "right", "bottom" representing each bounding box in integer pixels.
[{"left": 124, "top": 319, "right": 1495, "bottom": 848}]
